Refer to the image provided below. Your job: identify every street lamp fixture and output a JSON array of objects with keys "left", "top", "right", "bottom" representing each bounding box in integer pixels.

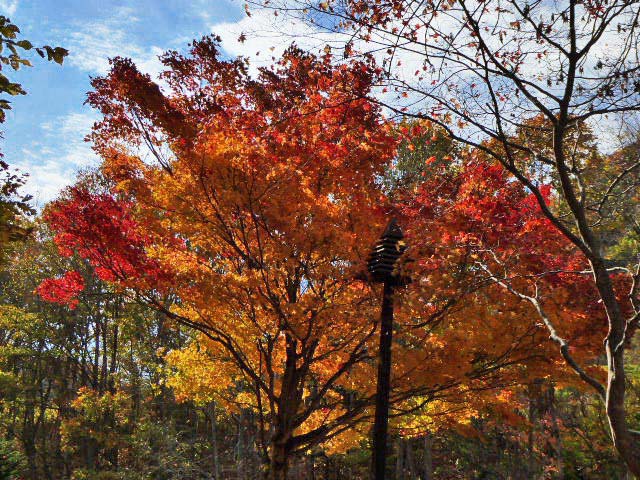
[{"left": 367, "top": 218, "right": 407, "bottom": 480}]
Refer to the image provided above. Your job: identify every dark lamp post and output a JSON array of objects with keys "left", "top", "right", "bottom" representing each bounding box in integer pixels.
[{"left": 367, "top": 218, "right": 407, "bottom": 480}]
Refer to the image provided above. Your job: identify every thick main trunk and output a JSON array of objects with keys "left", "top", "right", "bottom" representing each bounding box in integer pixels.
[
  {"left": 267, "top": 441, "right": 290, "bottom": 480},
  {"left": 591, "top": 262, "right": 640, "bottom": 477},
  {"left": 605, "top": 339, "right": 640, "bottom": 477},
  {"left": 264, "top": 331, "right": 306, "bottom": 480}
]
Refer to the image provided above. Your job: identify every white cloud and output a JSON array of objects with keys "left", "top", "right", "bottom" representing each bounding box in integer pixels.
[
  {"left": 17, "top": 110, "right": 98, "bottom": 207},
  {"left": 0, "top": 0, "right": 18, "bottom": 16},
  {"left": 21, "top": 159, "right": 78, "bottom": 207},
  {"left": 64, "top": 6, "right": 164, "bottom": 79}
]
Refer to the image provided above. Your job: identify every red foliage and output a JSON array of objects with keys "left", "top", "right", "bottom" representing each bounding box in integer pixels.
[
  {"left": 403, "top": 158, "right": 574, "bottom": 275},
  {"left": 36, "top": 271, "right": 85, "bottom": 309},
  {"left": 400, "top": 155, "right": 608, "bottom": 367},
  {"left": 42, "top": 186, "right": 173, "bottom": 292}
]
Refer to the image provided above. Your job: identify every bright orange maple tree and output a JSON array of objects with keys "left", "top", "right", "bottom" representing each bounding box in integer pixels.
[{"left": 40, "top": 38, "right": 399, "bottom": 479}]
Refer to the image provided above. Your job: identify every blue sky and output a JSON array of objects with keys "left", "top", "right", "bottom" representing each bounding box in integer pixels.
[{"left": 1, "top": 0, "right": 253, "bottom": 206}]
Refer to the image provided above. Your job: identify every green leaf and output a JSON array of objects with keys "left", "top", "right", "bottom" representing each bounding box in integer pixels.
[
  {"left": 51, "top": 46, "right": 68, "bottom": 65},
  {"left": 16, "top": 39, "right": 31, "bottom": 50},
  {"left": 0, "top": 24, "right": 19, "bottom": 39},
  {"left": 0, "top": 73, "right": 25, "bottom": 96}
]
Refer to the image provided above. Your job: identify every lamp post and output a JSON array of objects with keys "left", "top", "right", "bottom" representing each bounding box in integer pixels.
[{"left": 367, "top": 218, "right": 406, "bottom": 480}]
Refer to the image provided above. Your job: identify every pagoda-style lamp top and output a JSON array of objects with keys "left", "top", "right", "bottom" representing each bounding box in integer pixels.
[{"left": 367, "top": 218, "right": 406, "bottom": 284}]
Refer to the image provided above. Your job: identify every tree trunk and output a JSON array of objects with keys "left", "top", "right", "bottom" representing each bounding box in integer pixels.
[
  {"left": 422, "top": 434, "right": 433, "bottom": 480},
  {"left": 23, "top": 435, "right": 37, "bottom": 480},
  {"left": 548, "top": 385, "right": 563, "bottom": 479},
  {"left": 551, "top": 120, "right": 640, "bottom": 477},
  {"left": 267, "top": 440, "right": 290, "bottom": 480},
  {"left": 605, "top": 340, "right": 640, "bottom": 477},
  {"left": 306, "top": 454, "right": 316, "bottom": 480},
  {"left": 237, "top": 415, "right": 246, "bottom": 480},
  {"left": 264, "top": 332, "right": 304, "bottom": 480},
  {"left": 395, "top": 438, "right": 404, "bottom": 480},
  {"left": 527, "top": 386, "right": 537, "bottom": 477},
  {"left": 405, "top": 439, "right": 416, "bottom": 478},
  {"left": 208, "top": 401, "right": 221, "bottom": 479},
  {"left": 591, "top": 262, "right": 640, "bottom": 476}
]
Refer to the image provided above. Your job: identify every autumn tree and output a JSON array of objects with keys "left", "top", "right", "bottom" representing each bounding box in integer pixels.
[{"left": 257, "top": 0, "right": 640, "bottom": 472}]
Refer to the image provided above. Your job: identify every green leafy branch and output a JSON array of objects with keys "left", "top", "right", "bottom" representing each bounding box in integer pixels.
[{"left": 0, "top": 15, "right": 68, "bottom": 122}]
